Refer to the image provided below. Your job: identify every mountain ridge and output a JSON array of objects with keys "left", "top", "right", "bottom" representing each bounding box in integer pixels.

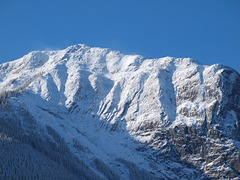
[{"left": 0, "top": 44, "right": 240, "bottom": 179}]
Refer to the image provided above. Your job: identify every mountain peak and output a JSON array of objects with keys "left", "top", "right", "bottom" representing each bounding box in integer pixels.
[
  {"left": 65, "top": 43, "right": 90, "bottom": 52},
  {"left": 0, "top": 45, "right": 240, "bottom": 179}
]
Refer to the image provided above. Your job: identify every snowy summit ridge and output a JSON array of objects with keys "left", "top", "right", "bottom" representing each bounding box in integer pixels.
[{"left": 0, "top": 44, "right": 240, "bottom": 179}]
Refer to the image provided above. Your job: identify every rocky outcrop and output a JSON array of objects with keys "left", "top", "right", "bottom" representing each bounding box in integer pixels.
[{"left": 167, "top": 64, "right": 240, "bottom": 178}]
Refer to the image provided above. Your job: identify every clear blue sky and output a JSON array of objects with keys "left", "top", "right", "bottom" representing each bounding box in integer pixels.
[{"left": 0, "top": 0, "right": 240, "bottom": 72}]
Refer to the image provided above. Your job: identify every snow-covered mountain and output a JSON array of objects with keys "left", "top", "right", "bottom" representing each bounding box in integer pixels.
[{"left": 0, "top": 44, "right": 240, "bottom": 179}]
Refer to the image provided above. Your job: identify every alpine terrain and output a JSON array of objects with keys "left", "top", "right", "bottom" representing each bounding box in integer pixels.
[{"left": 0, "top": 44, "right": 240, "bottom": 179}]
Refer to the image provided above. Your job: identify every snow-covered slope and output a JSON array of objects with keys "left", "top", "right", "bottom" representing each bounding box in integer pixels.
[{"left": 0, "top": 44, "right": 240, "bottom": 179}]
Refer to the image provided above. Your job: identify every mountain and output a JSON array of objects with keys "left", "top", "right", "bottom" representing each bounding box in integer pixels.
[{"left": 0, "top": 44, "right": 240, "bottom": 179}]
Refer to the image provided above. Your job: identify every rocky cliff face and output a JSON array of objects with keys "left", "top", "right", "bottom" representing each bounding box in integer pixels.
[{"left": 0, "top": 44, "right": 239, "bottom": 179}]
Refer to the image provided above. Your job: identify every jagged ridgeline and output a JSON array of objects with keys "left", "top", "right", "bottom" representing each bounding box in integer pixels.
[{"left": 0, "top": 44, "right": 239, "bottom": 179}]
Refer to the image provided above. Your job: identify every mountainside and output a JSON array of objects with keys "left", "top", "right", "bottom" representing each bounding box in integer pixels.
[{"left": 0, "top": 44, "right": 240, "bottom": 179}]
